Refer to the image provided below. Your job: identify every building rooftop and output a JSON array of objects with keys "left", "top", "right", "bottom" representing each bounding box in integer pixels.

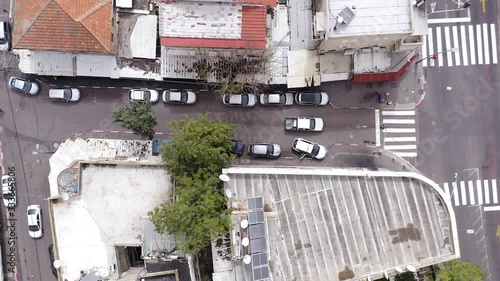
[
  {"left": 13, "top": 0, "right": 113, "bottom": 52},
  {"left": 328, "top": 0, "right": 412, "bottom": 37},
  {"left": 159, "top": 2, "right": 267, "bottom": 49},
  {"left": 220, "top": 166, "right": 458, "bottom": 281}
]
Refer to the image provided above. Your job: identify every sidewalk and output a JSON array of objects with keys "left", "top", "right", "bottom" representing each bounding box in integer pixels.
[{"left": 321, "top": 50, "right": 426, "bottom": 110}]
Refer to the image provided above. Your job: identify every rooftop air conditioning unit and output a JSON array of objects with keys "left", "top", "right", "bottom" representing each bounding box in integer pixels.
[
  {"left": 344, "top": 49, "right": 355, "bottom": 56},
  {"left": 361, "top": 48, "right": 371, "bottom": 53},
  {"left": 314, "top": 12, "right": 326, "bottom": 36}
]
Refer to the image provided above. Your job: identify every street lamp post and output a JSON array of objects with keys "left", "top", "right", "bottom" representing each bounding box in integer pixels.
[{"left": 415, "top": 47, "right": 459, "bottom": 64}]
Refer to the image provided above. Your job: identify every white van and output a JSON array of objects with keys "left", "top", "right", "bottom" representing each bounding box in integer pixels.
[
  {"left": 1, "top": 175, "right": 16, "bottom": 207},
  {"left": 0, "top": 21, "right": 11, "bottom": 51}
]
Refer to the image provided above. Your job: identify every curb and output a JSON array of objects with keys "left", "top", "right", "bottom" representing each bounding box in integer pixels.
[
  {"left": 415, "top": 75, "right": 426, "bottom": 108},
  {"left": 332, "top": 142, "right": 378, "bottom": 148}
]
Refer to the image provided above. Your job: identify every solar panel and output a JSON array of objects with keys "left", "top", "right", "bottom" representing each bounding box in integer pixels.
[
  {"left": 248, "top": 210, "right": 265, "bottom": 224},
  {"left": 250, "top": 237, "right": 266, "bottom": 254},
  {"left": 252, "top": 252, "right": 268, "bottom": 266},
  {"left": 253, "top": 266, "right": 270, "bottom": 280},
  {"left": 249, "top": 223, "right": 265, "bottom": 239},
  {"left": 247, "top": 197, "right": 264, "bottom": 210},
  {"left": 252, "top": 253, "right": 269, "bottom": 281},
  {"left": 338, "top": 6, "right": 355, "bottom": 24}
]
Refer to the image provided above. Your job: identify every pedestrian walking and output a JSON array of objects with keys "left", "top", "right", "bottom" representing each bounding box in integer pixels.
[
  {"left": 0, "top": 108, "right": 4, "bottom": 114},
  {"left": 380, "top": 125, "right": 387, "bottom": 130}
]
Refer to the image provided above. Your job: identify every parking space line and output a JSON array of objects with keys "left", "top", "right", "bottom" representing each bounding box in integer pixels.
[
  {"left": 384, "top": 137, "right": 416, "bottom": 142},
  {"left": 476, "top": 24, "right": 483, "bottom": 64},
  {"left": 383, "top": 145, "right": 417, "bottom": 150},
  {"left": 444, "top": 26, "right": 453, "bottom": 66},
  {"left": 460, "top": 25, "right": 469, "bottom": 66},
  {"left": 469, "top": 25, "right": 476, "bottom": 65},
  {"left": 428, "top": 17, "right": 471, "bottom": 24},
  {"left": 493, "top": 180, "right": 498, "bottom": 204},
  {"left": 484, "top": 206, "right": 500, "bottom": 212},
  {"left": 483, "top": 23, "right": 490, "bottom": 64},
  {"left": 490, "top": 24, "right": 498, "bottom": 64},
  {"left": 436, "top": 27, "right": 443, "bottom": 67}
]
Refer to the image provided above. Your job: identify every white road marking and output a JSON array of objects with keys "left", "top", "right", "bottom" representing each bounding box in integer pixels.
[
  {"left": 469, "top": 25, "right": 476, "bottom": 65},
  {"left": 476, "top": 24, "right": 483, "bottom": 64},
  {"left": 460, "top": 25, "right": 469, "bottom": 66},
  {"left": 484, "top": 180, "right": 490, "bottom": 204},
  {"left": 477, "top": 180, "right": 483, "bottom": 205},
  {"left": 428, "top": 17, "right": 471, "bottom": 24},
  {"left": 483, "top": 23, "right": 490, "bottom": 64},
  {"left": 484, "top": 206, "right": 500, "bottom": 212},
  {"left": 427, "top": 28, "right": 434, "bottom": 68},
  {"left": 384, "top": 137, "right": 416, "bottom": 142},
  {"left": 444, "top": 26, "right": 453, "bottom": 67},
  {"left": 436, "top": 27, "right": 443, "bottom": 67},
  {"left": 452, "top": 25, "right": 460, "bottom": 66},
  {"left": 385, "top": 128, "right": 416, "bottom": 133},
  {"left": 381, "top": 110, "right": 415, "bottom": 116},
  {"left": 444, "top": 182, "right": 451, "bottom": 201},
  {"left": 453, "top": 182, "right": 460, "bottom": 207},
  {"left": 493, "top": 180, "right": 498, "bottom": 204},
  {"left": 375, "top": 109, "right": 380, "bottom": 146},
  {"left": 461, "top": 181, "right": 467, "bottom": 205},
  {"left": 392, "top": 152, "right": 417, "bottom": 158},
  {"left": 491, "top": 24, "right": 498, "bottom": 64},
  {"left": 384, "top": 145, "right": 417, "bottom": 150},
  {"left": 382, "top": 119, "right": 415, "bottom": 124},
  {"left": 468, "top": 180, "right": 475, "bottom": 205},
  {"left": 423, "top": 31, "right": 428, "bottom": 67}
]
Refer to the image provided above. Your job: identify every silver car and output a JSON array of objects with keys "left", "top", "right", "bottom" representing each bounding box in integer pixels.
[
  {"left": 128, "top": 89, "right": 159, "bottom": 103},
  {"left": 162, "top": 89, "right": 197, "bottom": 105},
  {"left": 248, "top": 143, "right": 282, "bottom": 158},
  {"left": 223, "top": 93, "right": 257, "bottom": 107},
  {"left": 8, "top": 77, "right": 40, "bottom": 95},
  {"left": 27, "top": 205, "right": 43, "bottom": 239},
  {"left": 49, "top": 88, "right": 81, "bottom": 102}
]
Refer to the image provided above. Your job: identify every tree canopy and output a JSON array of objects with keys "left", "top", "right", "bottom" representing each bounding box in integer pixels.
[
  {"left": 439, "top": 260, "right": 486, "bottom": 281},
  {"left": 150, "top": 114, "right": 237, "bottom": 255},
  {"left": 112, "top": 101, "right": 157, "bottom": 139},
  {"left": 159, "top": 113, "right": 237, "bottom": 179}
]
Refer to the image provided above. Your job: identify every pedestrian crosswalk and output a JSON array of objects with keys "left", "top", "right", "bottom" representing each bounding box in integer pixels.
[
  {"left": 440, "top": 179, "right": 500, "bottom": 207},
  {"left": 423, "top": 23, "right": 498, "bottom": 67},
  {"left": 381, "top": 110, "right": 417, "bottom": 158}
]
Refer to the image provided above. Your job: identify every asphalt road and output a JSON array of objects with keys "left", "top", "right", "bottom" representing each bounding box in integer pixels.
[
  {"left": 418, "top": 1, "right": 500, "bottom": 280},
  {"left": 0, "top": 71, "right": 380, "bottom": 280}
]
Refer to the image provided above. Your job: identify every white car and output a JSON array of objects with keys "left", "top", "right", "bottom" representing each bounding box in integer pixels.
[
  {"left": 0, "top": 21, "right": 11, "bottom": 51},
  {"left": 222, "top": 93, "right": 257, "bottom": 107},
  {"left": 128, "top": 89, "right": 159, "bottom": 103},
  {"left": 8, "top": 77, "right": 40, "bottom": 95},
  {"left": 162, "top": 89, "right": 197, "bottom": 105},
  {"left": 259, "top": 91, "right": 294, "bottom": 106},
  {"left": 2, "top": 175, "right": 16, "bottom": 207},
  {"left": 27, "top": 205, "right": 43, "bottom": 239},
  {"left": 284, "top": 117, "right": 324, "bottom": 131},
  {"left": 49, "top": 88, "right": 80, "bottom": 102},
  {"left": 292, "top": 138, "right": 327, "bottom": 160}
]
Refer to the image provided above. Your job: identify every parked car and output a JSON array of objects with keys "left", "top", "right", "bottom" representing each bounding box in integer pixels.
[
  {"left": 162, "top": 89, "right": 197, "bottom": 105},
  {"left": 49, "top": 88, "right": 80, "bottom": 102},
  {"left": 0, "top": 21, "right": 11, "bottom": 51},
  {"left": 128, "top": 89, "right": 159, "bottom": 103},
  {"left": 284, "top": 117, "right": 324, "bottom": 131},
  {"left": 295, "top": 92, "right": 329, "bottom": 106},
  {"left": 248, "top": 143, "right": 282, "bottom": 158},
  {"left": 48, "top": 245, "right": 58, "bottom": 277},
  {"left": 2, "top": 175, "right": 16, "bottom": 207},
  {"left": 259, "top": 91, "right": 294, "bottom": 106},
  {"left": 292, "top": 138, "right": 327, "bottom": 160},
  {"left": 231, "top": 140, "right": 245, "bottom": 157},
  {"left": 27, "top": 205, "right": 43, "bottom": 239},
  {"left": 223, "top": 93, "right": 257, "bottom": 107},
  {"left": 8, "top": 77, "right": 40, "bottom": 95}
]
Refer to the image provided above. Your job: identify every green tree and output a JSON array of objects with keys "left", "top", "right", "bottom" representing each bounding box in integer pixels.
[
  {"left": 159, "top": 113, "right": 237, "bottom": 178},
  {"left": 439, "top": 260, "right": 486, "bottom": 281},
  {"left": 149, "top": 172, "right": 231, "bottom": 255},
  {"left": 112, "top": 101, "right": 157, "bottom": 139}
]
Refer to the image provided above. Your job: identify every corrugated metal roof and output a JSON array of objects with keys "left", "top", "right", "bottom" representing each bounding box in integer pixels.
[
  {"left": 161, "top": 47, "right": 200, "bottom": 79},
  {"left": 130, "top": 15, "right": 158, "bottom": 59},
  {"left": 287, "top": 49, "right": 320, "bottom": 88},
  {"left": 272, "top": 6, "right": 290, "bottom": 45},
  {"left": 76, "top": 54, "right": 119, "bottom": 78},
  {"left": 85, "top": 139, "right": 152, "bottom": 160},
  {"left": 142, "top": 218, "right": 184, "bottom": 258},
  {"left": 13, "top": 50, "right": 75, "bottom": 76}
]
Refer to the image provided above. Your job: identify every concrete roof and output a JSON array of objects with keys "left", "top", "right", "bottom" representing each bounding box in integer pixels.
[
  {"left": 328, "top": 0, "right": 412, "bottom": 37},
  {"left": 221, "top": 167, "right": 458, "bottom": 281}
]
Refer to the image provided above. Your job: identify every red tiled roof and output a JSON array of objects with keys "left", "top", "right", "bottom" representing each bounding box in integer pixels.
[
  {"left": 160, "top": 6, "right": 267, "bottom": 50},
  {"left": 13, "top": 0, "right": 112, "bottom": 53}
]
